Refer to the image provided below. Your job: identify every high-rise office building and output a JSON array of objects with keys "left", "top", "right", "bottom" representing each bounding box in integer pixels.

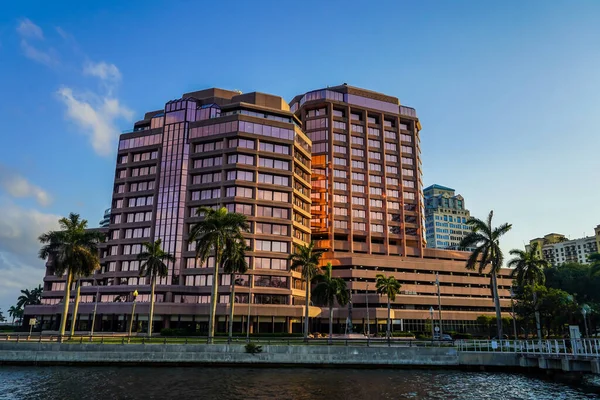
[
  {"left": 28, "top": 85, "right": 513, "bottom": 335},
  {"left": 423, "top": 184, "right": 472, "bottom": 250},
  {"left": 99, "top": 208, "right": 111, "bottom": 228}
]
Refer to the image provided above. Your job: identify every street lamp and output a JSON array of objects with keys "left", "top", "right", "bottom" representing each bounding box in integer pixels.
[
  {"left": 582, "top": 304, "right": 590, "bottom": 338},
  {"left": 366, "top": 283, "right": 370, "bottom": 337},
  {"left": 127, "top": 290, "right": 139, "bottom": 342},
  {"left": 510, "top": 287, "right": 518, "bottom": 340},
  {"left": 246, "top": 288, "right": 251, "bottom": 341},
  {"left": 435, "top": 273, "right": 443, "bottom": 337},
  {"left": 429, "top": 306, "right": 434, "bottom": 339}
]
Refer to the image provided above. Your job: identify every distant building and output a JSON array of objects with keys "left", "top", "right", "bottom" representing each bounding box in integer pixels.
[
  {"left": 99, "top": 208, "right": 111, "bottom": 228},
  {"left": 423, "top": 185, "right": 472, "bottom": 250},
  {"left": 527, "top": 228, "right": 599, "bottom": 266}
]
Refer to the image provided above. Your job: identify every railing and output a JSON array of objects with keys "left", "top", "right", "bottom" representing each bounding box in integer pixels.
[
  {"left": 0, "top": 333, "right": 457, "bottom": 347},
  {"left": 456, "top": 339, "right": 600, "bottom": 358}
]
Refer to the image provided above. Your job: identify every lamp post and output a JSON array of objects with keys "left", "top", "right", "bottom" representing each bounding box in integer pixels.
[
  {"left": 510, "top": 287, "right": 518, "bottom": 340},
  {"left": 246, "top": 289, "right": 251, "bottom": 341},
  {"left": 89, "top": 283, "right": 100, "bottom": 340},
  {"left": 366, "top": 283, "right": 370, "bottom": 337},
  {"left": 127, "top": 290, "right": 138, "bottom": 342},
  {"left": 429, "top": 306, "right": 434, "bottom": 339},
  {"left": 582, "top": 305, "right": 590, "bottom": 338},
  {"left": 435, "top": 273, "right": 443, "bottom": 337}
]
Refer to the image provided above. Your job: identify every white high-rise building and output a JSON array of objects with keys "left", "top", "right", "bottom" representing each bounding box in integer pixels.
[{"left": 423, "top": 184, "right": 472, "bottom": 250}]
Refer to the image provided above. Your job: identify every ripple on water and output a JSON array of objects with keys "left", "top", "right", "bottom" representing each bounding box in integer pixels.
[{"left": 0, "top": 367, "right": 598, "bottom": 400}]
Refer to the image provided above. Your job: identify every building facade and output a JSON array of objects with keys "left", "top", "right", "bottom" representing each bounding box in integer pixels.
[
  {"left": 527, "top": 230, "right": 599, "bottom": 266},
  {"left": 27, "top": 85, "right": 513, "bottom": 335},
  {"left": 99, "top": 208, "right": 111, "bottom": 228},
  {"left": 423, "top": 184, "right": 472, "bottom": 250}
]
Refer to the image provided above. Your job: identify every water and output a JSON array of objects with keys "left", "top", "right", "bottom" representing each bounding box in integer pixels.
[{"left": 0, "top": 367, "right": 598, "bottom": 400}]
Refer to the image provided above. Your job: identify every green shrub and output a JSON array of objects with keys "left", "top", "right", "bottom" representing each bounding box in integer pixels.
[{"left": 245, "top": 342, "right": 263, "bottom": 354}]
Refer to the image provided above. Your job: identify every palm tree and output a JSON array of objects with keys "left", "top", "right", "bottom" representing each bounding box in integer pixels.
[
  {"left": 375, "top": 274, "right": 402, "bottom": 339},
  {"left": 222, "top": 238, "right": 249, "bottom": 340},
  {"left": 16, "top": 285, "right": 42, "bottom": 309},
  {"left": 312, "top": 262, "right": 350, "bottom": 342},
  {"left": 7, "top": 306, "right": 22, "bottom": 324},
  {"left": 590, "top": 253, "right": 600, "bottom": 276},
  {"left": 38, "top": 213, "right": 105, "bottom": 337},
  {"left": 189, "top": 206, "right": 249, "bottom": 342},
  {"left": 289, "top": 242, "right": 324, "bottom": 339},
  {"left": 508, "top": 242, "right": 548, "bottom": 340},
  {"left": 137, "top": 239, "right": 176, "bottom": 337},
  {"left": 459, "top": 210, "right": 512, "bottom": 339}
]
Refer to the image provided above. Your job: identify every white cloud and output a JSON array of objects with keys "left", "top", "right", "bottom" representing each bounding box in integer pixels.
[
  {"left": 57, "top": 87, "right": 134, "bottom": 156},
  {"left": 20, "top": 39, "right": 59, "bottom": 66},
  {"left": 0, "top": 199, "right": 61, "bottom": 311},
  {"left": 16, "top": 18, "right": 44, "bottom": 40},
  {"left": 0, "top": 166, "right": 51, "bottom": 206},
  {"left": 83, "top": 61, "right": 121, "bottom": 83}
]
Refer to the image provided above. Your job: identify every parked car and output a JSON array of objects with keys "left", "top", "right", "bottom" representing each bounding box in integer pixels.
[{"left": 433, "top": 334, "right": 453, "bottom": 341}]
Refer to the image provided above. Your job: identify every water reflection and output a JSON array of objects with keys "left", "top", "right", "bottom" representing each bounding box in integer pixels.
[{"left": 0, "top": 367, "right": 598, "bottom": 400}]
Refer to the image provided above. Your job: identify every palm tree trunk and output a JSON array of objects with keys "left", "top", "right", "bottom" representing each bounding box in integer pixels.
[
  {"left": 491, "top": 273, "right": 503, "bottom": 339},
  {"left": 59, "top": 269, "right": 73, "bottom": 338},
  {"left": 533, "top": 291, "right": 542, "bottom": 340},
  {"left": 328, "top": 304, "right": 333, "bottom": 343},
  {"left": 70, "top": 279, "right": 82, "bottom": 337},
  {"left": 208, "top": 248, "right": 222, "bottom": 343},
  {"left": 387, "top": 299, "right": 391, "bottom": 339},
  {"left": 149, "top": 274, "right": 156, "bottom": 337},
  {"left": 228, "top": 274, "right": 235, "bottom": 340},
  {"left": 304, "top": 280, "right": 310, "bottom": 339}
]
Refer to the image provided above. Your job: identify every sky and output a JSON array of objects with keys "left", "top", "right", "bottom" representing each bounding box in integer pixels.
[{"left": 0, "top": 0, "right": 599, "bottom": 314}]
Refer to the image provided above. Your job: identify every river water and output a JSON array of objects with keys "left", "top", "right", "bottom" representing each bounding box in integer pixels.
[{"left": 0, "top": 366, "right": 598, "bottom": 399}]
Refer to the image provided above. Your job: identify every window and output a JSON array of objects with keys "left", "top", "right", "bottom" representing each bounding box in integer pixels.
[
  {"left": 385, "top": 143, "right": 397, "bottom": 151},
  {"left": 254, "top": 275, "right": 288, "bottom": 289},
  {"left": 370, "top": 199, "right": 383, "bottom": 207},
  {"left": 352, "top": 160, "right": 365, "bottom": 169},
  {"left": 334, "top": 207, "right": 348, "bottom": 216},
  {"left": 352, "top": 172, "right": 365, "bottom": 181},
  {"left": 258, "top": 173, "right": 289, "bottom": 186},
  {"left": 404, "top": 192, "right": 416, "bottom": 200},
  {"left": 352, "top": 149, "right": 364, "bottom": 157},
  {"left": 258, "top": 189, "right": 290, "bottom": 202},
  {"left": 333, "top": 157, "right": 347, "bottom": 166},
  {"left": 352, "top": 196, "right": 366, "bottom": 205},
  {"left": 370, "top": 187, "right": 383, "bottom": 195},
  {"left": 307, "top": 108, "right": 326, "bottom": 117},
  {"left": 371, "top": 224, "right": 384, "bottom": 233},
  {"left": 229, "top": 138, "right": 255, "bottom": 149},
  {"left": 257, "top": 206, "right": 290, "bottom": 219},
  {"left": 259, "top": 141, "right": 289, "bottom": 154},
  {"left": 401, "top": 145, "right": 413, "bottom": 154},
  {"left": 194, "top": 156, "right": 223, "bottom": 168},
  {"left": 255, "top": 257, "right": 287, "bottom": 270},
  {"left": 228, "top": 154, "right": 254, "bottom": 165},
  {"left": 333, "top": 121, "right": 347, "bottom": 130},
  {"left": 255, "top": 240, "right": 289, "bottom": 253},
  {"left": 386, "top": 166, "right": 398, "bottom": 174},
  {"left": 351, "top": 112, "right": 361, "bottom": 121},
  {"left": 352, "top": 136, "right": 364, "bottom": 146},
  {"left": 402, "top": 168, "right": 414, "bottom": 177},
  {"left": 368, "top": 116, "right": 378, "bottom": 124},
  {"left": 352, "top": 184, "right": 365, "bottom": 193},
  {"left": 386, "top": 177, "right": 399, "bottom": 186},
  {"left": 384, "top": 119, "right": 394, "bottom": 128},
  {"left": 369, "top": 175, "right": 382, "bottom": 184},
  {"left": 368, "top": 151, "right": 381, "bottom": 160},
  {"left": 117, "top": 169, "right": 127, "bottom": 179},
  {"left": 256, "top": 223, "right": 289, "bottom": 236},
  {"left": 333, "top": 109, "right": 344, "bottom": 118},
  {"left": 334, "top": 220, "right": 348, "bottom": 229},
  {"left": 115, "top": 184, "right": 125, "bottom": 194},
  {"left": 353, "top": 222, "right": 366, "bottom": 231},
  {"left": 370, "top": 211, "right": 384, "bottom": 220},
  {"left": 401, "top": 134, "right": 412, "bottom": 142},
  {"left": 353, "top": 209, "right": 366, "bottom": 218},
  {"left": 334, "top": 182, "right": 347, "bottom": 191},
  {"left": 388, "top": 201, "right": 400, "bottom": 210},
  {"left": 309, "top": 130, "right": 328, "bottom": 142},
  {"left": 259, "top": 157, "right": 289, "bottom": 170},
  {"left": 402, "top": 157, "right": 414, "bottom": 165},
  {"left": 305, "top": 118, "right": 328, "bottom": 130},
  {"left": 227, "top": 187, "right": 253, "bottom": 198},
  {"left": 333, "top": 145, "right": 347, "bottom": 154},
  {"left": 369, "top": 163, "right": 382, "bottom": 172},
  {"left": 368, "top": 139, "right": 380, "bottom": 148},
  {"left": 387, "top": 189, "right": 399, "bottom": 198},
  {"left": 192, "top": 188, "right": 221, "bottom": 200},
  {"left": 334, "top": 169, "right": 347, "bottom": 178},
  {"left": 334, "top": 194, "right": 348, "bottom": 203},
  {"left": 385, "top": 131, "right": 397, "bottom": 139},
  {"left": 119, "top": 155, "right": 128, "bottom": 164},
  {"left": 254, "top": 294, "right": 288, "bottom": 305},
  {"left": 368, "top": 127, "right": 380, "bottom": 137},
  {"left": 385, "top": 154, "right": 398, "bottom": 163},
  {"left": 403, "top": 180, "right": 415, "bottom": 188},
  {"left": 226, "top": 203, "right": 253, "bottom": 216},
  {"left": 196, "top": 140, "right": 224, "bottom": 152},
  {"left": 351, "top": 124, "right": 364, "bottom": 133},
  {"left": 334, "top": 133, "right": 347, "bottom": 142},
  {"left": 226, "top": 170, "right": 253, "bottom": 182}
]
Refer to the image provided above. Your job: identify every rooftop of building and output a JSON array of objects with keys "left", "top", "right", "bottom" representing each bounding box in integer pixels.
[{"left": 424, "top": 184, "right": 455, "bottom": 193}]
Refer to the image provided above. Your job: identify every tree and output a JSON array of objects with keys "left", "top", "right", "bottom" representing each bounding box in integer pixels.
[
  {"left": 0, "top": 310, "right": 4, "bottom": 323},
  {"left": 508, "top": 242, "right": 548, "bottom": 339},
  {"left": 459, "top": 210, "right": 512, "bottom": 339},
  {"left": 38, "top": 213, "right": 104, "bottom": 337},
  {"left": 590, "top": 253, "right": 600, "bottom": 277},
  {"left": 222, "top": 238, "right": 249, "bottom": 339},
  {"left": 375, "top": 274, "right": 402, "bottom": 339},
  {"left": 137, "top": 239, "right": 176, "bottom": 337},
  {"left": 312, "top": 262, "right": 350, "bottom": 342},
  {"left": 189, "top": 206, "right": 249, "bottom": 342},
  {"left": 7, "top": 306, "right": 23, "bottom": 324},
  {"left": 289, "top": 242, "right": 324, "bottom": 339},
  {"left": 16, "top": 285, "right": 43, "bottom": 308}
]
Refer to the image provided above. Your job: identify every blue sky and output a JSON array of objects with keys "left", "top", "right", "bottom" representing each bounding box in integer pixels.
[{"left": 0, "top": 0, "right": 599, "bottom": 314}]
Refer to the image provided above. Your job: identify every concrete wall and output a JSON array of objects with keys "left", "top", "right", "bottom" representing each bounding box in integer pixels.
[{"left": 0, "top": 342, "right": 458, "bottom": 366}]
